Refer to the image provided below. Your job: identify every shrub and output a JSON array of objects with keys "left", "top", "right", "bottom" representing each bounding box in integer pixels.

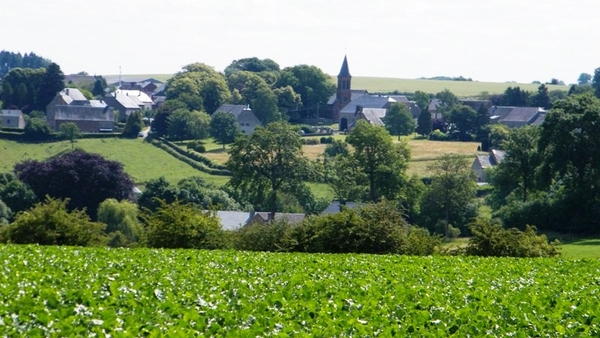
[
  {"left": 187, "top": 140, "right": 206, "bottom": 153},
  {"left": 97, "top": 198, "right": 143, "bottom": 247},
  {"left": 143, "top": 200, "right": 226, "bottom": 250},
  {"left": 320, "top": 136, "right": 334, "bottom": 144},
  {"left": 465, "top": 218, "right": 560, "bottom": 257},
  {"left": 2, "top": 197, "right": 106, "bottom": 246},
  {"left": 288, "top": 200, "right": 440, "bottom": 255},
  {"left": 428, "top": 129, "right": 450, "bottom": 141},
  {"left": 233, "top": 218, "right": 295, "bottom": 252},
  {"left": 302, "top": 138, "right": 319, "bottom": 145}
]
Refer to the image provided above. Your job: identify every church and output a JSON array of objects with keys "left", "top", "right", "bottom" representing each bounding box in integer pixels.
[{"left": 327, "top": 56, "right": 421, "bottom": 131}]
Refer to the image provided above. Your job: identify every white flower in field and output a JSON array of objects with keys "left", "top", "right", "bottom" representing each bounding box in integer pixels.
[{"left": 91, "top": 319, "right": 104, "bottom": 325}]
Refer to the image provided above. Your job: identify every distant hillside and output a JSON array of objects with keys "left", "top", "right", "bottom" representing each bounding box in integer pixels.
[{"left": 105, "top": 73, "right": 569, "bottom": 97}]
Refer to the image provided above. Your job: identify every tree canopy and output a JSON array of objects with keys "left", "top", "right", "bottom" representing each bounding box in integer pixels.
[
  {"left": 210, "top": 111, "right": 240, "bottom": 149},
  {"left": 383, "top": 102, "right": 416, "bottom": 136},
  {"left": 226, "top": 121, "right": 312, "bottom": 217},
  {"left": 15, "top": 150, "right": 134, "bottom": 219}
]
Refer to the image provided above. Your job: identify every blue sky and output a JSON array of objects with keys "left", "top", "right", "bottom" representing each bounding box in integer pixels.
[{"left": 2, "top": 0, "right": 598, "bottom": 84}]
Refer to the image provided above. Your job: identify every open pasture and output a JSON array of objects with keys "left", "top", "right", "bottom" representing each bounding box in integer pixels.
[{"left": 0, "top": 245, "right": 598, "bottom": 336}]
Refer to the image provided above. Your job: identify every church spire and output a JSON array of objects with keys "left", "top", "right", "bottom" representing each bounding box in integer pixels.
[{"left": 338, "top": 55, "right": 351, "bottom": 77}]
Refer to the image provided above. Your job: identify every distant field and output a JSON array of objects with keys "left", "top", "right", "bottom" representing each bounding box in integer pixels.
[
  {"left": 0, "top": 138, "right": 229, "bottom": 188},
  {"left": 107, "top": 73, "right": 569, "bottom": 97}
]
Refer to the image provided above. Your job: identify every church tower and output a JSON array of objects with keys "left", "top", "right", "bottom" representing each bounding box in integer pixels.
[{"left": 333, "top": 55, "right": 352, "bottom": 124}]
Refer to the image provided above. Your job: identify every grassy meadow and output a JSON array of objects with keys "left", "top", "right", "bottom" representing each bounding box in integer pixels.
[
  {"left": 0, "top": 138, "right": 229, "bottom": 188},
  {"left": 108, "top": 73, "right": 569, "bottom": 97}
]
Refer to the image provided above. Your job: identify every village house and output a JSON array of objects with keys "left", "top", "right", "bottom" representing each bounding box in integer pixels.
[
  {"left": 489, "top": 106, "right": 545, "bottom": 128},
  {"left": 213, "top": 104, "right": 262, "bottom": 134},
  {"left": 213, "top": 210, "right": 305, "bottom": 231},
  {"left": 102, "top": 92, "right": 142, "bottom": 122},
  {"left": 46, "top": 88, "right": 115, "bottom": 133},
  {"left": 0, "top": 109, "right": 26, "bottom": 129},
  {"left": 472, "top": 149, "right": 506, "bottom": 182}
]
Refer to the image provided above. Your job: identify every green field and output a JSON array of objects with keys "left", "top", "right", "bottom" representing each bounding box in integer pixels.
[
  {"left": 1, "top": 245, "right": 598, "bottom": 336},
  {"left": 0, "top": 138, "right": 229, "bottom": 188},
  {"left": 107, "top": 73, "right": 569, "bottom": 97}
]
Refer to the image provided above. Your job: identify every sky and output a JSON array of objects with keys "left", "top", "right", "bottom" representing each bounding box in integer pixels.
[{"left": 1, "top": 0, "right": 598, "bottom": 84}]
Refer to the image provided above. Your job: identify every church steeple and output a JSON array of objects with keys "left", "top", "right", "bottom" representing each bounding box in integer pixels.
[{"left": 339, "top": 55, "right": 351, "bottom": 77}]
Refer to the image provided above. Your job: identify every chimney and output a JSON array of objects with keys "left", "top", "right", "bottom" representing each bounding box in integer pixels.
[{"left": 65, "top": 88, "right": 69, "bottom": 95}]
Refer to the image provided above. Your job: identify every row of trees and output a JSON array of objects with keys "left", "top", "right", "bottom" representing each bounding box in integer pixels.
[{"left": 487, "top": 93, "right": 600, "bottom": 234}]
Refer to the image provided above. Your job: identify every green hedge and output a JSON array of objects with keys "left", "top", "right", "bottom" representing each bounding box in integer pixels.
[
  {"left": 160, "top": 139, "right": 228, "bottom": 171},
  {"left": 150, "top": 139, "right": 231, "bottom": 176}
]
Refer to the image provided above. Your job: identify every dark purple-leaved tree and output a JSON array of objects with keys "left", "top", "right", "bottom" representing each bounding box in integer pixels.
[{"left": 15, "top": 150, "right": 134, "bottom": 219}]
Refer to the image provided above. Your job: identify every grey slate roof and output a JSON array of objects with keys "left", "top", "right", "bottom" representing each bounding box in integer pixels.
[
  {"left": 360, "top": 108, "right": 386, "bottom": 126},
  {"left": 340, "top": 95, "right": 391, "bottom": 114},
  {"left": 321, "top": 201, "right": 360, "bottom": 215},
  {"left": 216, "top": 211, "right": 253, "bottom": 231},
  {"left": 338, "top": 55, "right": 351, "bottom": 77},
  {"left": 254, "top": 212, "right": 305, "bottom": 224},
  {"left": 89, "top": 100, "right": 107, "bottom": 108},
  {"left": 428, "top": 98, "right": 441, "bottom": 111},
  {"left": 490, "top": 149, "right": 506, "bottom": 164},
  {"left": 328, "top": 90, "right": 368, "bottom": 105},
  {"left": 475, "top": 155, "right": 493, "bottom": 169},
  {"left": 214, "top": 104, "right": 248, "bottom": 116},
  {"left": 104, "top": 93, "right": 141, "bottom": 109},
  {"left": 62, "top": 88, "right": 88, "bottom": 103},
  {"left": 501, "top": 107, "right": 542, "bottom": 124}
]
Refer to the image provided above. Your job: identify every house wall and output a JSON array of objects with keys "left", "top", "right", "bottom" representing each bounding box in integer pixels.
[
  {"left": 55, "top": 119, "right": 114, "bottom": 133},
  {"left": 237, "top": 110, "right": 262, "bottom": 134},
  {"left": 1, "top": 115, "right": 25, "bottom": 129},
  {"left": 471, "top": 161, "right": 485, "bottom": 182}
]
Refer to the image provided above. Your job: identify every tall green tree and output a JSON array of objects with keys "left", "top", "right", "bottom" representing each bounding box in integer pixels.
[
  {"left": 447, "top": 104, "right": 477, "bottom": 141},
  {"left": 97, "top": 198, "right": 142, "bottom": 246},
  {"left": 226, "top": 121, "right": 312, "bottom": 218},
  {"left": 35, "top": 62, "right": 65, "bottom": 111},
  {"left": 412, "top": 90, "right": 431, "bottom": 110},
  {"left": 533, "top": 84, "right": 551, "bottom": 109},
  {"left": 435, "top": 89, "right": 458, "bottom": 116},
  {"left": 251, "top": 86, "right": 281, "bottom": 124},
  {"left": 420, "top": 154, "right": 476, "bottom": 237},
  {"left": 165, "top": 63, "right": 230, "bottom": 113},
  {"left": 593, "top": 67, "right": 600, "bottom": 99},
  {"left": 58, "top": 122, "right": 81, "bottom": 149},
  {"left": 346, "top": 120, "right": 410, "bottom": 201},
  {"left": 210, "top": 111, "right": 240, "bottom": 149},
  {"left": 383, "top": 102, "right": 416, "bottom": 136},
  {"left": 416, "top": 107, "right": 432, "bottom": 137},
  {"left": 578, "top": 73, "right": 592, "bottom": 85},
  {"left": 122, "top": 111, "right": 144, "bottom": 138},
  {"left": 275, "top": 65, "right": 335, "bottom": 119}
]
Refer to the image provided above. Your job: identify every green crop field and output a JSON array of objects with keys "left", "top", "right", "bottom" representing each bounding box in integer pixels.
[
  {"left": 0, "top": 245, "right": 598, "bottom": 336},
  {"left": 108, "top": 73, "right": 569, "bottom": 97}
]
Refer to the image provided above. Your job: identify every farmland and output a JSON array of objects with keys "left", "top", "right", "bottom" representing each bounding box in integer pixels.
[
  {"left": 0, "top": 244, "right": 598, "bottom": 336},
  {"left": 107, "top": 74, "right": 569, "bottom": 97}
]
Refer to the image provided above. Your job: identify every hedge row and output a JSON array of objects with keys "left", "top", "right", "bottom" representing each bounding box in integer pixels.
[
  {"left": 149, "top": 139, "right": 231, "bottom": 176},
  {"left": 159, "top": 139, "right": 229, "bottom": 171}
]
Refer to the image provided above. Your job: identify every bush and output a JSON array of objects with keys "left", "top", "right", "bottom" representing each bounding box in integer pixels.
[
  {"left": 428, "top": 129, "right": 450, "bottom": 141},
  {"left": 143, "top": 200, "right": 227, "bottom": 250},
  {"left": 301, "top": 126, "right": 316, "bottom": 134},
  {"left": 233, "top": 218, "right": 295, "bottom": 252},
  {"left": 187, "top": 140, "right": 206, "bottom": 153},
  {"left": 465, "top": 218, "right": 560, "bottom": 257},
  {"left": 2, "top": 197, "right": 106, "bottom": 246},
  {"left": 288, "top": 200, "right": 440, "bottom": 255},
  {"left": 320, "top": 136, "right": 334, "bottom": 144},
  {"left": 97, "top": 198, "right": 143, "bottom": 247},
  {"left": 302, "top": 138, "right": 319, "bottom": 145}
]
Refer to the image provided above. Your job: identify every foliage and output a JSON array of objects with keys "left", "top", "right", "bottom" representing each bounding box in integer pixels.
[
  {"left": 383, "top": 102, "right": 416, "bottom": 136},
  {"left": 210, "top": 111, "right": 239, "bottom": 149},
  {"left": 411, "top": 90, "right": 431, "bottom": 110},
  {"left": 1, "top": 246, "right": 600, "bottom": 335},
  {"left": 446, "top": 104, "right": 477, "bottom": 141},
  {"left": 416, "top": 107, "right": 432, "bottom": 136},
  {"left": 273, "top": 86, "right": 302, "bottom": 121},
  {"left": 0, "top": 51, "right": 51, "bottom": 78},
  {"left": 15, "top": 149, "right": 134, "bottom": 219},
  {"left": 121, "top": 111, "right": 143, "bottom": 138},
  {"left": 1, "top": 196, "right": 105, "bottom": 246},
  {"left": 533, "top": 84, "right": 551, "bottom": 109},
  {"left": 251, "top": 86, "right": 281, "bottom": 124},
  {"left": 503, "top": 86, "right": 530, "bottom": 106},
  {"left": 593, "top": 67, "right": 600, "bottom": 98},
  {"left": 233, "top": 218, "right": 294, "bottom": 252},
  {"left": 323, "top": 139, "right": 349, "bottom": 158},
  {"left": 420, "top": 154, "right": 476, "bottom": 237},
  {"left": 537, "top": 93, "right": 600, "bottom": 232},
  {"left": 434, "top": 89, "right": 458, "bottom": 116},
  {"left": 35, "top": 62, "right": 65, "bottom": 111},
  {"left": 137, "top": 176, "right": 179, "bottom": 212},
  {"left": 223, "top": 57, "right": 280, "bottom": 78},
  {"left": 23, "top": 117, "right": 51, "bottom": 142},
  {"left": 326, "top": 155, "right": 366, "bottom": 203},
  {"left": 0, "top": 174, "right": 37, "bottom": 216},
  {"left": 0, "top": 200, "right": 10, "bottom": 224},
  {"left": 466, "top": 218, "right": 560, "bottom": 257},
  {"left": 167, "top": 108, "right": 211, "bottom": 141},
  {"left": 226, "top": 121, "right": 312, "bottom": 216},
  {"left": 487, "top": 123, "right": 510, "bottom": 149},
  {"left": 0, "top": 67, "right": 46, "bottom": 112},
  {"left": 187, "top": 140, "right": 206, "bottom": 153},
  {"left": 275, "top": 65, "right": 335, "bottom": 119},
  {"left": 143, "top": 200, "right": 226, "bottom": 249},
  {"left": 345, "top": 121, "right": 410, "bottom": 201},
  {"left": 288, "top": 200, "right": 439, "bottom": 255},
  {"left": 97, "top": 198, "right": 143, "bottom": 246},
  {"left": 165, "top": 63, "right": 230, "bottom": 113},
  {"left": 58, "top": 122, "right": 81, "bottom": 148}
]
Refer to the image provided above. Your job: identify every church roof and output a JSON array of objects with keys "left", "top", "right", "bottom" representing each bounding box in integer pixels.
[{"left": 338, "top": 55, "right": 351, "bottom": 77}]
